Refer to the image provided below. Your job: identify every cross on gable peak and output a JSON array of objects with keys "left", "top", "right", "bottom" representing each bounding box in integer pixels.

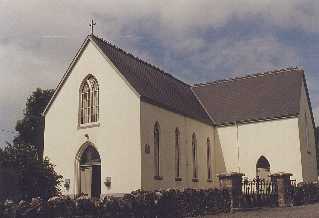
[{"left": 89, "top": 19, "right": 96, "bottom": 35}]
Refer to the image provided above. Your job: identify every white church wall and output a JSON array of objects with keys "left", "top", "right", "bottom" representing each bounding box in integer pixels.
[
  {"left": 44, "top": 40, "right": 141, "bottom": 196},
  {"left": 214, "top": 126, "right": 239, "bottom": 174},
  {"left": 298, "top": 79, "right": 318, "bottom": 182},
  {"left": 140, "top": 102, "right": 225, "bottom": 190},
  {"left": 217, "top": 118, "right": 304, "bottom": 182}
]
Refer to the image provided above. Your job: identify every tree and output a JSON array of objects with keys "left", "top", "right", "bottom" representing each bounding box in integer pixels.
[
  {"left": 14, "top": 88, "right": 54, "bottom": 159},
  {"left": 0, "top": 88, "right": 61, "bottom": 200},
  {"left": 0, "top": 143, "right": 62, "bottom": 200}
]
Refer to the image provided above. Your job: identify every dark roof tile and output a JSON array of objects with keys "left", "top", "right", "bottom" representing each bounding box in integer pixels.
[
  {"left": 91, "top": 35, "right": 213, "bottom": 125},
  {"left": 192, "top": 69, "right": 304, "bottom": 125}
]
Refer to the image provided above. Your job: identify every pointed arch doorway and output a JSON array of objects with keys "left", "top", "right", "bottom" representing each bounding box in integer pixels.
[
  {"left": 256, "top": 156, "right": 270, "bottom": 181},
  {"left": 75, "top": 143, "right": 101, "bottom": 198}
]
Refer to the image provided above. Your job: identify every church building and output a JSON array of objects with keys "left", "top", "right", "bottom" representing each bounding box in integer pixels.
[{"left": 43, "top": 34, "right": 318, "bottom": 198}]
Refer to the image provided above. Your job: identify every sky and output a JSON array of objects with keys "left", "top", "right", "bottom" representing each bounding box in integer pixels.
[{"left": 0, "top": 0, "right": 318, "bottom": 144}]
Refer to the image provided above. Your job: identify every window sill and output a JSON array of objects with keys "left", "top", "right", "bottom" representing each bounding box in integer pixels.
[
  {"left": 154, "top": 176, "right": 163, "bottom": 180},
  {"left": 192, "top": 178, "right": 199, "bottom": 182},
  {"left": 175, "top": 177, "right": 182, "bottom": 182},
  {"left": 78, "top": 122, "right": 100, "bottom": 129},
  {"left": 207, "top": 179, "right": 213, "bottom": 183}
]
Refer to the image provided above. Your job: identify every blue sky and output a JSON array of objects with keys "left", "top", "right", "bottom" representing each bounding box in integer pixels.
[{"left": 0, "top": 0, "right": 318, "bottom": 144}]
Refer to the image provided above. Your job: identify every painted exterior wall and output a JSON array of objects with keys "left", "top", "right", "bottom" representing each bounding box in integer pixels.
[
  {"left": 44, "top": 40, "right": 141, "bottom": 195},
  {"left": 216, "top": 118, "right": 304, "bottom": 182},
  {"left": 140, "top": 102, "right": 226, "bottom": 190},
  {"left": 44, "top": 38, "right": 318, "bottom": 196},
  {"left": 298, "top": 80, "right": 318, "bottom": 182}
]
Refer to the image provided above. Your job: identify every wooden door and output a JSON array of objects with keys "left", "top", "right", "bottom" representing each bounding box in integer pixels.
[
  {"left": 80, "top": 166, "right": 92, "bottom": 197},
  {"left": 91, "top": 165, "right": 101, "bottom": 198}
]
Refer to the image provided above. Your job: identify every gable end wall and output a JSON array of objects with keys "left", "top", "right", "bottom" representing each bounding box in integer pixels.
[
  {"left": 44, "top": 41, "right": 142, "bottom": 195},
  {"left": 217, "top": 118, "right": 304, "bottom": 182},
  {"left": 298, "top": 79, "right": 318, "bottom": 182}
]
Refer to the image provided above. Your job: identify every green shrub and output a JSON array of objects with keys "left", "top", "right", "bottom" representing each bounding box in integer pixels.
[
  {"left": 0, "top": 144, "right": 62, "bottom": 201},
  {"left": 292, "top": 182, "right": 319, "bottom": 206},
  {"left": 1, "top": 188, "right": 231, "bottom": 217}
]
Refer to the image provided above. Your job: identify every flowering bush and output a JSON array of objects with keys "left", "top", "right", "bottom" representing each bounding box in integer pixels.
[
  {"left": 47, "top": 195, "right": 75, "bottom": 217},
  {"left": 74, "top": 195, "right": 97, "bottom": 217},
  {"left": 0, "top": 188, "right": 231, "bottom": 217},
  {"left": 292, "top": 182, "right": 319, "bottom": 206}
]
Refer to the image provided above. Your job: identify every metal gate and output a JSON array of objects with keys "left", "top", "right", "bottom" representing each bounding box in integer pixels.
[{"left": 241, "top": 176, "right": 278, "bottom": 208}]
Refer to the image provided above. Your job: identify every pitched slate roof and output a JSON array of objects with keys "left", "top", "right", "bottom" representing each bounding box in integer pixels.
[
  {"left": 192, "top": 69, "right": 304, "bottom": 125},
  {"left": 91, "top": 35, "right": 213, "bottom": 125},
  {"left": 44, "top": 35, "right": 312, "bottom": 128}
]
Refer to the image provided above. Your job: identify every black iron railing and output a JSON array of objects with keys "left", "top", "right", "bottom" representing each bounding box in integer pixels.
[{"left": 241, "top": 176, "right": 278, "bottom": 208}]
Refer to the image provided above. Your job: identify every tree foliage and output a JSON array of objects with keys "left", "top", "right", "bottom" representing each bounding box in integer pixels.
[
  {"left": 14, "top": 88, "right": 54, "bottom": 158},
  {"left": 0, "top": 88, "right": 61, "bottom": 201},
  {"left": 0, "top": 143, "right": 62, "bottom": 200}
]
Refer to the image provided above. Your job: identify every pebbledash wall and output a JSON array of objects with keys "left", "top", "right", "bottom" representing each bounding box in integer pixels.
[
  {"left": 44, "top": 41, "right": 142, "bottom": 196},
  {"left": 298, "top": 79, "right": 318, "bottom": 182},
  {"left": 140, "top": 102, "right": 225, "bottom": 191},
  {"left": 217, "top": 118, "right": 303, "bottom": 181},
  {"left": 216, "top": 78, "right": 318, "bottom": 183}
]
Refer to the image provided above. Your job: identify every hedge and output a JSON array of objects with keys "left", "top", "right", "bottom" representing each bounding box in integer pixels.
[
  {"left": 292, "top": 182, "right": 319, "bottom": 206},
  {"left": 0, "top": 188, "right": 231, "bottom": 218}
]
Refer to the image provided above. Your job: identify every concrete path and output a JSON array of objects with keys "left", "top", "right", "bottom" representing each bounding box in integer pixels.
[{"left": 204, "top": 203, "right": 319, "bottom": 218}]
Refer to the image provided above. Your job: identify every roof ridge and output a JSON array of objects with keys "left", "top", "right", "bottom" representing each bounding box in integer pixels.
[
  {"left": 90, "top": 34, "right": 212, "bottom": 125},
  {"left": 193, "top": 67, "right": 302, "bottom": 87},
  {"left": 91, "top": 35, "right": 190, "bottom": 87}
]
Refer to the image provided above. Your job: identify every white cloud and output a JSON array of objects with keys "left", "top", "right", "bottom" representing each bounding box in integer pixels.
[
  {"left": 214, "top": 36, "right": 299, "bottom": 75},
  {"left": 2, "top": 1, "right": 319, "bottom": 41},
  {"left": 157, "top": 35, "right": 300, "bottom": 83}
]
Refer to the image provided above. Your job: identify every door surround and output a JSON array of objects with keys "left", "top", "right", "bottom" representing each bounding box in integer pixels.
[{"left": 74, "top": 141, "right": 101, "bottom": 197}]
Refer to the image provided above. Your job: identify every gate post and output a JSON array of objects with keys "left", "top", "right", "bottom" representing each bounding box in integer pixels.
[
  {"left": 271, "top": 172, "right": 293, "bottom": 207},
  {"left": 218, "top": 172, "right": 244, "bottom": 209}
]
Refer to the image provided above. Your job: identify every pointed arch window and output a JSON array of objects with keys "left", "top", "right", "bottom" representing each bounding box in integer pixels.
[
  {"left": 256, "top": 155, "right": 271, "bottom": 181},
  {"left": 192, "top": 133, "right": 198, "bottom": 179},
  {"left": 154, "top": 122, "right": 160, "bottom": 178},
  {"left": 207, "top": 137, "right": 212, "bottom": 180},
  {"left": 80, "top": 75, "right": 99, "bottom": 125},
  {"left": 175, "top": 128, "right": 181, "bottom": 179}
]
